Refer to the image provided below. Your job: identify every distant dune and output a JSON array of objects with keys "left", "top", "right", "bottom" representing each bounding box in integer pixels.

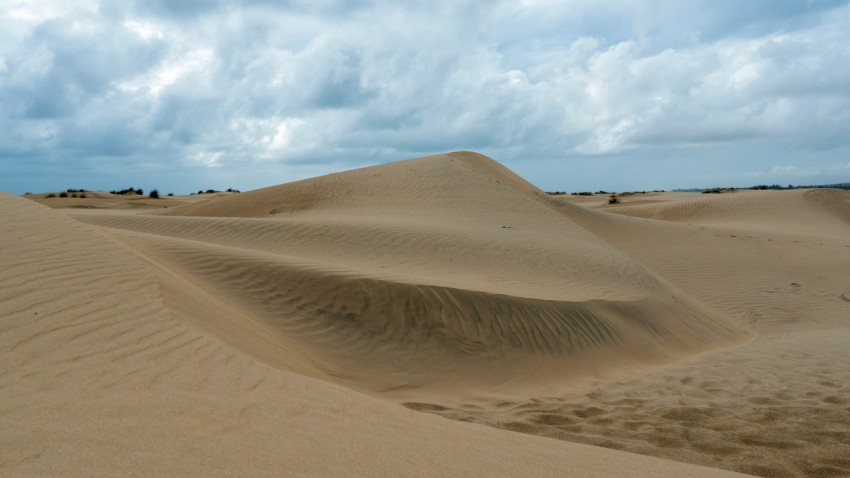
[
  {"left": 606, "top": 188, "right": 850, "bottom": 235},
  {"left": 3, "top": 151, "right": 849, "bottom": 477}
]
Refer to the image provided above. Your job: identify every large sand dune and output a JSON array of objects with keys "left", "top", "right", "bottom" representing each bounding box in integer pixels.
[
  {"left": 3, "top": 151, "right": 849, "bottom": 476},
  {"left": 71, "top": 152, "right": 745, "bottom": 395}
]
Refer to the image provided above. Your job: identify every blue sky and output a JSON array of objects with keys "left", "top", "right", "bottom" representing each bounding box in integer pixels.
[{"left": 2, "top": 0, "right": 849, "bottom": 194}]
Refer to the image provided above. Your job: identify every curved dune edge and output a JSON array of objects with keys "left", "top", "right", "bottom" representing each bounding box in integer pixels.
[
  {"left": 66, "top": 151, "right": 747, "bottom": 396},
  {"left": 803, "top": 188, "right": 850, "bottom": 227},
  {"left": 158, "top": 151, "right": 546, "bottom": 219},
  {"left": 605, "top": 187, "right": 850, "bottom": 236},
  {"left": 8, "top": 149, "right": 849, "bottom": 477},
  {"left": 95, "top": 225, "right": 744, "bottom": 396},
  {"left": 0, "top": 192, "right": 754, "bottom": 477}
]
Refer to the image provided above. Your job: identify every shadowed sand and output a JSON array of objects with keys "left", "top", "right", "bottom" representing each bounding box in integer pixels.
[
  {"left": 3, "top": 151, "right": 848, "bottom": 476},
  {"left": 70, "top": 152, "right": 746, "bottom": 395}
]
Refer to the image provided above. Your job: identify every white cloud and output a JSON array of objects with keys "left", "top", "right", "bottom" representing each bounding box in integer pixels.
[
  {"left": 190, "top": 151, "right": 223, "bottom": 168},
  {"left": 149, "top": 48, "right": 214, "bottom": 95},
  {"left": 769, "top": 162, "right": 850, "bottom": 177},
  {"left": 270, "top": 118, "right": 307, "bottom": 151},
  {"left": 123, "top": 20, "right": 165, "bottom": 40},
  {"left": 1, "top": 0, "right": 849, "bottom": 194}
]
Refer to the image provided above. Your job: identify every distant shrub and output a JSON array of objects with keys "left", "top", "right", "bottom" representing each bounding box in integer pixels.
[
  {"left": 167, "top": 192, "right": 174, "bottom": 197},
  {"left": 751, "top": 184, "right": 784, "bottom": 190},
  {"left": 545, "top": 191, "right": 566, "bottom": 195},
  {"left": 59, "top": 192, "right": 68, "bottom": 198},
  {"left": 24, "top": 192, "right": 32, "bottom": 196},
  {"left": 149, "top": 189, "right": 160, "bottom": 199},
  {"left": 80, "top": 193, "right": 86, "bottom": 198},
  {"left": 70, "top": 193, "right": 78, "bottom": 198},
  {"left": 110, "top": 187, "right": 143, "bottom": 195},
  {"left": 46, "top": 193, "right": 56, "bottom": 198},
  {"left": 608, "top": 194, "right": 620, "bottom": 204},
  {"left": 194, "top": 188, "right": 237, "bottom": 194}
]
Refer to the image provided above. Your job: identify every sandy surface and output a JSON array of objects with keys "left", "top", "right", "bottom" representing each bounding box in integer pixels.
[{"left": 3, "top": 151, "right": 848, "bottom": 476}]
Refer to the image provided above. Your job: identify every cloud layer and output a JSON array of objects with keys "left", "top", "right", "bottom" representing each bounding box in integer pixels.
[{"left": 2, "top": 0, "right": 849, "bottom": 193}]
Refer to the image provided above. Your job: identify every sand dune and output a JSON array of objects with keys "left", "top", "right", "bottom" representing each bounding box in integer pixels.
[
  {"left": 607, "top": 188, "right": 850, "bottom": 236},
  {"left": 4, "top": 151, "right": 849, "bottom": 476},
  {"left": 407, "top": 181, "right": 850, "bottom": 477},
  {"left": 71, "top": 152, "right": 745, "bottom": 395},
  {"left": 0, "top": 187, "right": 746, "bottom": 477}
]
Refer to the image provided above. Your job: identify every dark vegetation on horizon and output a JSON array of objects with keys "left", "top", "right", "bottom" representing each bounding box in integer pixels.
[
  {"left": 546, "top": 190, "right": 665, "bottom": 196},
  {"left": 110, "top": 187, "right": 143, "bottom": 195},
  {"left": 29, "top": 187, "right": 241, "bottom": 198},
  {"left": 27, "top": 182, "right": 847, "bottom": 200},
  {"left": 544, "top": 182, "right": 849, "bottom": 196},
  {"left": 676, "top": 182, "right": 850, "bottom": 193},
  {"left": 191, "top": 188, "right": 241, "bottom": 195},
  {"left": 43, "top": 188, "right": 88, "bottom": 198}
]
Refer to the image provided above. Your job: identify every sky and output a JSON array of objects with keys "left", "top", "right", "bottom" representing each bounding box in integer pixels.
[{"left": 2, "top": 0, "right": 850, "bottom": 195}]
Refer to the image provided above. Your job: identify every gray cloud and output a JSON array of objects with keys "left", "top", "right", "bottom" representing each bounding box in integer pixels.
[{"left": 1, "top": 0, "right": 849, "bottom": 194}]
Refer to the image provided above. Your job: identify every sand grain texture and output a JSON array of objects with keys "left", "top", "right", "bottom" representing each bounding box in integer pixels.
[
  {"left": 410, "top": 183, "right": 850, "bottom": 477},
  {"left": 71, "top": 153, "right": 746, "bottom": 395},
  {"left": 5, "top": 151, "right": 848, "bottom": 476},
  {"left": 0, "top": 190, "right": 754, "bottom": 477}
]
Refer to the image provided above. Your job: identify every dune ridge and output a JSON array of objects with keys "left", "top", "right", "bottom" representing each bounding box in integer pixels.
[
  {"left": 546, "top": 190, "right": 850, "bottom": 334},
  {"left": 7, "top": 151, "right": 848, "bottom": 477},
  {"left": 0, "top": 189, "right": 751, "bottom": 477},
  {"left": 402, "top": 180, "right": 850, "bottom": 477},
  {"left": 72, "top": 152, "right": 746, "bottom": 395},
  {"left": 605, "top": 188, "right": 850, "bottom": 236}
]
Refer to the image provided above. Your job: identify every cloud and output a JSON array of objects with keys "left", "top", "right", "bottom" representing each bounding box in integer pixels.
[
  {"left": 765, "top": 161, "right": 850, "bottom": 178},
  {"left": 1, "top": 0, "right": 849, "bottom": 194}
]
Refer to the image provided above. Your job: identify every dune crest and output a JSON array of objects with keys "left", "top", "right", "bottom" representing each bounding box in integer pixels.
[
  {"left": 73, "top": 152, "right": 746, "bottom": 395},
  {"left": 4, "top": 192, "right": 755, "bottom": 477},
  {"left": 605, "top": 188, "right": 850, "bottom": 236},
  {"left": 8, "top": 151, "right": 850, "bottom": 476}
]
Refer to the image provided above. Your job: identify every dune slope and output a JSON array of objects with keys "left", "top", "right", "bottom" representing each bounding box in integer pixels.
[
  {"left": 403, "top": 186, "right": 850, "bottom": 477},
  {"left": 15, "top": 150, "right": 850, "bottom": 476},
  {"left": 607, "top": 188, "right": 850, "bottom": 236},
  {"left": 0, "top": 191, "right": 754, "bottom": 477},
  {"left": 73, "top": 152, "right": 746, "bottom": 395}
]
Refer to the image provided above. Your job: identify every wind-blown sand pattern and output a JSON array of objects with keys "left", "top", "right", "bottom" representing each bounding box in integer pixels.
[
  {"left": 3, "top": 151, "right": 848, "bottom": 476},
  {"left": 71, "top": 152, "right": 745, "bottom": 395}
]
